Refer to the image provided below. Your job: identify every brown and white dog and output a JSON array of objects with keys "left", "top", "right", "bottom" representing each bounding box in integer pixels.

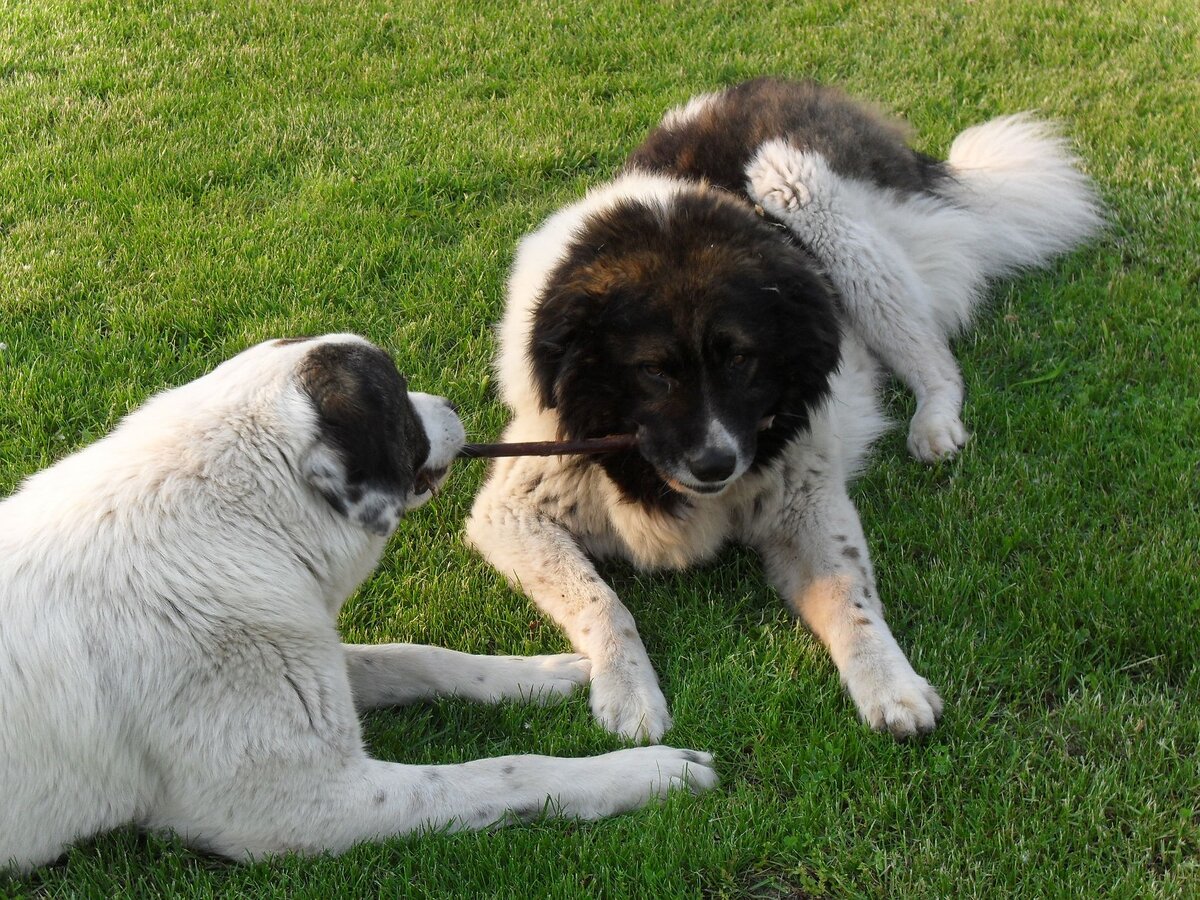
[{"left": 0, "top": 334, "right": 716, "bottom": 872}]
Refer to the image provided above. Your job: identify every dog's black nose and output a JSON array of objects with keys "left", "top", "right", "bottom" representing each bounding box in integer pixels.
[{"left": 687, "top": 447, "right": 737, "bottom": 483}]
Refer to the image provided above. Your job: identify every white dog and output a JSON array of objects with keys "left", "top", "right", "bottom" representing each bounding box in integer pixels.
[{"left": 0, "top": 334, "right": 716, "bottom": 872}]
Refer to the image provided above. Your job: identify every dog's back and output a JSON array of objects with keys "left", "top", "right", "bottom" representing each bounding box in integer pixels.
[
  {"left": 626, "top": 77, "right": 947, "bottom": 197},
  {"left": 1, "top": 443, "right": 158, "bottom": 868},
  {"left": 0, "top": 347, "right": 341, "bottom": 871},
  {"left": 629, "top": 78, "right": 1102, "bottom": 339}
]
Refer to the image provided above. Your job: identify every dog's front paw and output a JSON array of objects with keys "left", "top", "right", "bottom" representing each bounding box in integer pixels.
[
  {"left": 842, "top": 654, "right": 943, "bottom": 739},
  {"left": 545, "top": 745, "right": 717, "bottom": 821},
  {"left": 474, "top": 653, "right": 590, "bottom": 705},
  {"left": 599, "top": 745, "right": 719, "bottom": 807},
  {"left": 589, "top": 665, "right": 673, "bottom": 743},
  {"left": 907, "top": 407, "right": 969, "bottom": 463},
  {"left": 746, "top": 140, "right": 835, "bottom": 215}
]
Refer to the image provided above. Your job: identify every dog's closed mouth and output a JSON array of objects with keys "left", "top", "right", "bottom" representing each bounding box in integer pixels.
[
  {"left": 414, "top": 466, "right": 448, "bottom": 496},
  {"left": 663, "top": 475, "right": 730, "bottom": 497}
]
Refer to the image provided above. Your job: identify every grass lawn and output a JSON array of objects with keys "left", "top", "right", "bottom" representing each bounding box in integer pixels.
[{"left": 2, "top": 0, "right": 1198, "bottom": 896}]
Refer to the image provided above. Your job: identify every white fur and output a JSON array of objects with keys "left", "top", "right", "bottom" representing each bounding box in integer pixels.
[
  {"left": 660, "top": 91, "right": 721, "bottom": 129},
  {"left": 0, "top": 334, "right": 717, "bottom": 873},
  {"left": 745, "top": 115, "right": 1103, "bottom": 461}
]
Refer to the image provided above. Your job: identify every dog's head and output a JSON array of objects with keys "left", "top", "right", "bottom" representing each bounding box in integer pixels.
[
  {"left": 282, "top": 336, "right": 464, "bottom": 535},
  {"left": 527, "top": 181, "right": 840, "bottom": 506},
  {"left": 197, "top": 335, "right": 463, "bottom": 536}
]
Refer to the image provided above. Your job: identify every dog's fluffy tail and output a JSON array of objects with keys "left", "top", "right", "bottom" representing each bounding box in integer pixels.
[
  {"left": 902, "top": 114, "right": 1103, "bottom": 335},
  {"left": 941, "top": 114, "right": 1104, "bottom": 276}
]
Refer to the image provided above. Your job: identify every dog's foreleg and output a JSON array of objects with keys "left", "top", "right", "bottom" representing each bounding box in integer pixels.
[
  {"left": 757, "top": 479, "right": 942, "bottom": 738},
  {"left": 186, "top": 746, "right": 717, "bottom": 861},
  {"left": 746, "top": 140, "right": 968, "bottom": 462},
  {"left": 343, "top": 644, "right": 590, "bottom": 709},
  {"left": 465, "top": 489, "right": 672, "bottom": 743}
]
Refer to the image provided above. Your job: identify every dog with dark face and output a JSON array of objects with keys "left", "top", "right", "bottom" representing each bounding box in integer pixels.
[
  {"left": 528, "top": 187, "right": 841, "bottom": 506},
  {"left": 0, "top": 334, "right": 716, "bottom": 873},
  {"left": 466, "top": 79, "right": 1101, "bottom": 742}
]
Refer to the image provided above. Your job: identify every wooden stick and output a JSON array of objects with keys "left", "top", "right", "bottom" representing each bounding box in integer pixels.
[{"left": 458, "top": 434, "right": 638, "bottom": 459}]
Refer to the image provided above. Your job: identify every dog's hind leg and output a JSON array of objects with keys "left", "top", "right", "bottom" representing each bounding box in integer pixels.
[
  {"left": 343, "top": 644, "right": 590, "bottom": 709},
  {"left": 746, "top": 140, "right": 968, "bottom": 463},
  {"left": 175, "top": 746, "right": 717, "bottom": 861}
]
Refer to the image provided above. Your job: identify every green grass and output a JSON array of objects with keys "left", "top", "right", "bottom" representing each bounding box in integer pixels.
[{"left": 2, "top": 0, "right": 1198, "bottom": 896}]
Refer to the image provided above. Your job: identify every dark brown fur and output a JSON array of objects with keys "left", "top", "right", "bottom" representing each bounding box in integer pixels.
[{"left": 625, "top": 77, "right": 948, "bottom": 198}]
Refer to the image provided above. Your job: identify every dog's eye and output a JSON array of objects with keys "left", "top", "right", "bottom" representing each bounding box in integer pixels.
[
  {"left": 639, "top": 363, "right": 674, "bottom": 393},
  {"left": 730, "top": 354, "right": 747, "bottom": 368}
]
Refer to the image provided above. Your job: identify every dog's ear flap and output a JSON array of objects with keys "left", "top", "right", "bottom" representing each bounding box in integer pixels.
[
  {"left": 297, "top": 442, "right": 404, "bottom": 536},
  {"left": 296, "top": 342, "right": 425, "bottom": 536},
  {"left": 776, "top": 251, "right": 843, "bottom": 380},
  {"left": 300, "top": 443, "right": 406, "bottom": 537},
  {"left": 300, "top": 442, "right": 354, "bottom": 515},
  {"left": 528, "top": 282, "right": 597, "bottom": 411},
  {"left": 300, "top": 422, "right": 412, "bottom": 535}
]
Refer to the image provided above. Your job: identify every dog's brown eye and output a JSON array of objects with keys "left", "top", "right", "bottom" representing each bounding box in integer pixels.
[
  {"left": 730, "top": 353, "right": 751, "bottom": 369},
  {"left": 642, "top": 364, "right": 665, "bottom": 378}
]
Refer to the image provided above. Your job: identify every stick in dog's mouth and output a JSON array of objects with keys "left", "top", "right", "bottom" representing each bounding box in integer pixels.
[
  {"left": 456, "top": 419, "right": 775, "bottom": 460},
  {"left": 457, "top": 434, "right": 639, "bottom": 460}
]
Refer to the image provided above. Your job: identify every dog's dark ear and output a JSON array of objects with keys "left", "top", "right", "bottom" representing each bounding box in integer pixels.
[
  {"left": 776, "top": 248, "right": 842, "bottom": 383},
  {"left": 528, "top": 281, "right": 597, "bottom": 411},
  {"left": 296, "top": 342, "right": 429, "bottom": 536}
]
